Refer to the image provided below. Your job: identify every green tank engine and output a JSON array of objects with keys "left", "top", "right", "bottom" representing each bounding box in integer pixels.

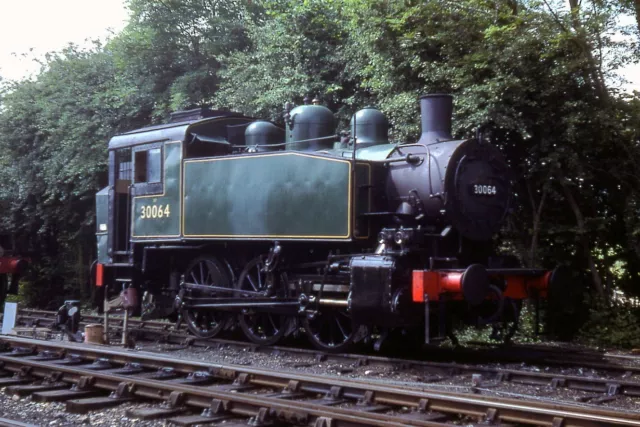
[{"left": 94, "top": 97, "right": 567, "bottom": 352}]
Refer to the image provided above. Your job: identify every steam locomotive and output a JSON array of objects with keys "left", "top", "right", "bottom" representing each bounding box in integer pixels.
[{"left": 95, "top": 94, "right": 566, "bottom": 351}]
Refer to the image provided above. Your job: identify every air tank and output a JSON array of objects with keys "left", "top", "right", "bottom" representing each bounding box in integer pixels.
[
  {"left": 350, "top": 107, "right": 389, "bottom": 149},
  {"left": 244, "top": 121, "right": 285, "bottom": 152},
  {"left": 285, "top": 104, "right": 336, "bottom": 151}
]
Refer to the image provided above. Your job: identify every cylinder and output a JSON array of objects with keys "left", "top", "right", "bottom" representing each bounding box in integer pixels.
[
  {"left": 0, "top": 257, "right": 27, "bottom": 274},
  {"left": 460, "top": 264, "right": 490, "bottom": 306},
  {"left": 84, "top": 324, "right": 105, "bottom": 344},
  {"left": 417, "top": 94, "right": 453, "bottom": 146},
  {"left": 436, "top": 265, "right": 490, "bottom": 306},
  {"left": 439, "top": 272, "right": 463, "bottom": 293}
]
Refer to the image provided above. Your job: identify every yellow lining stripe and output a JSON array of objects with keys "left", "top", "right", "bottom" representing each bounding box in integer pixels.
[{"left": 355, "top": 162, "right": 372, "bottom": 239}]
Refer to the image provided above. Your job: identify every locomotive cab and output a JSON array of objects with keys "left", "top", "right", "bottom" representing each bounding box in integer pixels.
[{"left": 95, "top": 109, "right": 258, "bottom": 314}]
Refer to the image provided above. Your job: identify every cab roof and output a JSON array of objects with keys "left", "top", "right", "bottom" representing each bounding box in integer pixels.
[{"left": 108, "top": 110, "right": 256, "bottom": 150}]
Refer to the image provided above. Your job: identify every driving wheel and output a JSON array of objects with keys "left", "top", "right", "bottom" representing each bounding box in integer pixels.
[
  {"left": 302, "top": 305, "right": 356, "bottom": 352},
  {"left": 182, "top": 255, "right": 233, "bottom": 338},
  {"left": 236, "top": 256, "right": 290, "bottom": 346}
]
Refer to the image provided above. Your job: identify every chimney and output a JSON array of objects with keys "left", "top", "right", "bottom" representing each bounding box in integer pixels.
[{"left": 417, "top": 94, "right": 453, "bottom": 145}]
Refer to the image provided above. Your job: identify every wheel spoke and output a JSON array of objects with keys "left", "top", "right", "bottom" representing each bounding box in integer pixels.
[
  {"left": 237, "top": 256, "right": 288, "bottom": 345},
  {"left": 256, "top": 264, "right": 263, "bottom": 289},
  {"left": 183, "top": 257, "right": 231, "bottom": 339},
  {"left": 335, "top": 316, "right": 348, "bottom": 340},
  {"left": 248, "top": 275, "right": 259, "bottom": 292},
  {"left": 259, "top": 317, "right": 266, "bottom": 336},
  {"left": 304, "top": 308, "right": 354, "bottom": 352},
  {"left": 269, "top": 315, "right": 278, "bottom": 332},
  {"left": 199, "top": 262, "right": 205, "bottom": 284},
  {"left": 205, "top": 265, "right": 214, "bottom": 285},
  {"left": 329, "top": 315, "right": 337, "bottom": 345}
]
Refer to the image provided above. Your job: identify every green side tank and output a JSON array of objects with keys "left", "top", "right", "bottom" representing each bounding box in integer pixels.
[
  {"left": 285, "top": 104, "right": 336, "bottom": 151},
  {"left": 245, "top": 121, "right": 285, "bottom": 152},
  {"left": 350, "top": 107, "right": 389, "bottom": 149}
]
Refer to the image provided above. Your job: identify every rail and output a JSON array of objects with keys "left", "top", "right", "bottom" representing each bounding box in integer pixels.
[{"left": 0, "top": 336, "right": 639, "bottom": 426}]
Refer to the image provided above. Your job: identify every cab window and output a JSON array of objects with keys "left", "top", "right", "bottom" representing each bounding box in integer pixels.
[
  {"left": 117, "top": 149, "right": 132, "bottom": 181},
  {"left": 135, "top": 147, "right": 162, "bottom": 183}
]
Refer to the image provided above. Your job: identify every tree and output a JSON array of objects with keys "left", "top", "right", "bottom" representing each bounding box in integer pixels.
[
  {"left": 213, "top": 0, "right": 357, "bottom": 122},
  {"left": 1, "top": 0, "right": 640, "bottom": 307},
  {"left": 109, "top": 0, "right": 258, "bottom": 120},
  {"left": 0, "top": 44, "right": 120, "bottom": 306}
]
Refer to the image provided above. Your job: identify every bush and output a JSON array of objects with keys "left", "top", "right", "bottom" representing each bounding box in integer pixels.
[
  {"left": 455, "top": 302, "right": 543, "bottom": 344},
  {"left": 18, "top": 261, "right": 66, "bottom": 310},
  {"left": 577, "top": 298, "right": 640, "bottom": 349}
]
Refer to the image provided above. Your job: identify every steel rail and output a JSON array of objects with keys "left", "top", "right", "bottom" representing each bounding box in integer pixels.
[
  {"left": 14, "top": 308, "right": 640, "bottom": 367},
  {"left": 10, "top": 308, "right": 640, "bottom": 372},
  {"left": 7, "top": 332, "right": 640, "bottom": 399},
  {"left": 0, "top": 419, "right": 39, "bottom": 427},
  {"left": 1, "top": 336, "right": 640, "bottom": 426},
  {"left": 0, "top": 354, "right": 421, "bottom": 427},
  {"left": 8, "top": 310, "right": 640, "bottom": 399}
]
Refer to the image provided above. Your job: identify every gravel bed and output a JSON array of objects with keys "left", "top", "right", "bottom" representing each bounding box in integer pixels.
[
  {"left": 131, "top": 339, "right": 640, "bottom": 412},
  {"left": 3, "top": 333, "right": 640, "bottom": 423},
  {"left": 0, "top": 393, "right": 168, "bottom": 426}
]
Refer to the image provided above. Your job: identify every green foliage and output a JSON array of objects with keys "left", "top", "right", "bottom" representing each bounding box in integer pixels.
[
  {"left": 577, "top": 298, "right": 640, "bottom": 348},
  {"left": 0, "top": 42, "right": 147, "bottom": 304},
  {"left": 214, "top": 0, "right": 353, "bottom": 121},
  {"left": 111, "top": 0, "right": 258, "bottom": 118},
  {"left": 455, "top": 303, "right": 543, "bottom": 345}
]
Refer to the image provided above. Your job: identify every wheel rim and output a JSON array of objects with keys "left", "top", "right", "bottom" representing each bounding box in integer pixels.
[
  {"left": 183, "top": 257, "right": 231, "bottom": 338},
  {"left": 237, "top": 256, "right": 289, "bottom": 345},
  {"left": 303, "top": 307, "right": 355, "bottom": 352}
]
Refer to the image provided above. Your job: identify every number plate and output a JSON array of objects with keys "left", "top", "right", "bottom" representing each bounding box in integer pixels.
[
  {"left": 470, "top": 184, "right": 497, "bottom": 196},
  {"left": 140, "top": 204, "right": 171, "bottom": 219}
]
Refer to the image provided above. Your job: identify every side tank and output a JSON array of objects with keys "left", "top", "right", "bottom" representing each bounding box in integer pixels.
[{"left": 285, "top": 103, "right": 335, "bottom": 151}]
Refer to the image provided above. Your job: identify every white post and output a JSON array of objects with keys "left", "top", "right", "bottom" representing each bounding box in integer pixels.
[
  {"left": 121, "top": 307, "right": 128, "bottom": 345},
  {"left": 103, "top": 285, "right": 109, "bottom": 345},
  {"left": 2, "top": 302, "right": 18, "bottom": 334}
]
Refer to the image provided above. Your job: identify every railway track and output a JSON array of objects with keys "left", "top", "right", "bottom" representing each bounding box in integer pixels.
[
  {"left": 0, "top": 335, "right": 639, "bottom": 426},
  {"left": 5, "top": 308, "right": 640, "bottom": 408},
  {"left": 12, "top": 308, "right": 640, "bottom": 364},
  {"left": 0, "top": 419, "right": 39, "bottom": 427},
  {"left": 9, "top": 308, "right": 640, "bottom": 372}
]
